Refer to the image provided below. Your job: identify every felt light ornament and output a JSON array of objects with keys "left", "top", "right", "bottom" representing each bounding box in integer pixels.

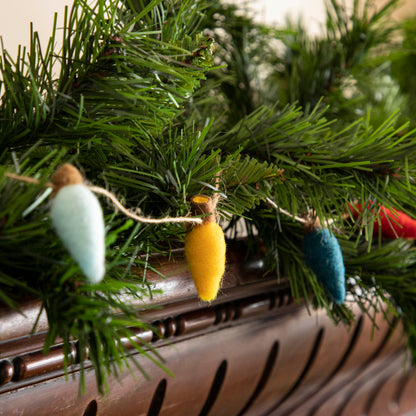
[
  {"left": 349, "top": 201, "right": 416, "bottom": 239},
  {"left": 265, "top": 198, "right": 346, "bottom": 304},
  {"left": 302, "top": 219, "right": 346, "bottom": 304},
  {"left": 185, "top": 195, "right": 226, "bottom": 302},
  {"left": 50, "top": 164, "right": 106, "bottom": 284}
]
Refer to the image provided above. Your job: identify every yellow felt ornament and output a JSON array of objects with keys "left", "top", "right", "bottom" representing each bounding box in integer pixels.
[{"left": 185, "top": 195, "right": 226, "bottom": 302}]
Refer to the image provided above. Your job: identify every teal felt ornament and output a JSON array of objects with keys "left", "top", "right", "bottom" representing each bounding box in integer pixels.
[
  {"left": 303, "top": 223, "right": 346, "bottom": 304},
  {"left": 50, "top": 164, "right": 105, "bottom": 284}
]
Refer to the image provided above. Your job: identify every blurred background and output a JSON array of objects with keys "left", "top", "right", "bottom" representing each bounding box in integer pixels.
[{"left": 1, "top": 0, "right": 416, "bottom": 58}]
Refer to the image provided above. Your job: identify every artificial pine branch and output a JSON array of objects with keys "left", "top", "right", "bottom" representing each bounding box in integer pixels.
[
  {"left": 3, "top": 0, "right": 416, "bottom": 394},
  {"left": 198, "top": 0, "right": 416, "bottom": 352},
  {"left": 0, "top": 0, "right": 217, "bottom": 393}
]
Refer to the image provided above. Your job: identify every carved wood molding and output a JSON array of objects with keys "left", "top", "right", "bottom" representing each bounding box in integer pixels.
[
  {"left": 0, "top": 245, "right": 292, "bottom": 391},
  {"left": 0, "top": 286, "right": 295, "bottom": 392},
  {"left": 0, "top": 245, "right": 414, "bottom": 415}
]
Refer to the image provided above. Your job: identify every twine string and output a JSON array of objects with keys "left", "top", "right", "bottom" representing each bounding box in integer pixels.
[
  {"left": 88, "top": 186, "right": 202, "bottom": 224},
  {"left": 4, "top": 172, "right": 203, "bottom": 225},
  {"left": 266, "top": 197, "right": 337, "bottom": 228},
  {"left": 4, "top": 171, "right": 53, "bottom": 187},
  {"left": 266, "top": 197, "right": 307, "bottom": 224}
]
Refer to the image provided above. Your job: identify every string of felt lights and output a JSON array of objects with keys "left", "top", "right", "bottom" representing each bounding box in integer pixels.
[
  {"left": 5, "top": 164, "right": 204, "bottom": 284},
  {"left": 267, "top": 194, "right": 416, "bottom": 304},
  {"left": 4, "top": 165, "right": 352, "bottom": 304},
  {"left": 4, "top": 165, "right": 226, "bottom": 302}
]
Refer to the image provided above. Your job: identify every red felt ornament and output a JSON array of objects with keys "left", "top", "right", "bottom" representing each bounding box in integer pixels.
[{"left": 349, "top": 202, "right": 416, "bottom": 239}]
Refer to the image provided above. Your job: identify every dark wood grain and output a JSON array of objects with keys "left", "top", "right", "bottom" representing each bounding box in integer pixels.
[{"left": 0, "top": 244, "right": 414, "bottom": 415}]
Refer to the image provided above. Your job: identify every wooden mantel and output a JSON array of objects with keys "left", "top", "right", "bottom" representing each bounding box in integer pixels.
[{"left": 0, "top": 243, "right": 414, "bottom": 416}]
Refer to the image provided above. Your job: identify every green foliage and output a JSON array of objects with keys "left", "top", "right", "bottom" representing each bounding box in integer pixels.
[
  {"left": 199, "top": 0, "right": 416, "bottom": 360},
  {"left": 263, "top": 0, "right": 401, "bottom": 119},
  {"left": 391, "top": 17, "right": 416, "bottom": 120},
  {"left": 0, "top": 0, "right": 218, "bottom": 393},
  {"left": 3, "top": 0, "right": 416, "bottom": 394}
]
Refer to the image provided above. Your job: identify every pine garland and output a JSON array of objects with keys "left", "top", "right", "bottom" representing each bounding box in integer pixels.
[{"left": 3, "top": 0, "right": 416, "bottom": 394}]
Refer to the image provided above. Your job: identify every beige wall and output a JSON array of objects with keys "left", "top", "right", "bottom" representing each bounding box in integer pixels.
[
  {"left": 0, "top": 0, "right": 70, "bottom": 56},
  {"left": 248, "top": 0, "right": 328, "bottom": 34},
  {"left": 249, "top": 0, "right": 416, "bottom": 29},
  {"left": 393, "top": 0, "right": 416, "bottom": 19}
]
